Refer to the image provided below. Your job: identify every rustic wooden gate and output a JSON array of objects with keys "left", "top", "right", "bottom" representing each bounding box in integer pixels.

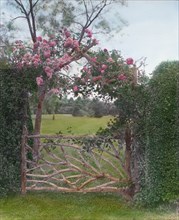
[{"left": 21, "top": 127, "right": 132, "bottom": 199}]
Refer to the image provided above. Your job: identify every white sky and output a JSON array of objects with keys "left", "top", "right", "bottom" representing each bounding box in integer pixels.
[
  {"left": 99, "top": 0, "right": 179, "bottom": 74},
  {"left": 0, "top": 0, "right": 178, "bottom": 74}
]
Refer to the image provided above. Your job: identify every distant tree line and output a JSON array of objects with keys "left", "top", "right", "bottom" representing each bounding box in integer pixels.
[{"left": 29, "top": 95, "right": 118, "bottom": 118}]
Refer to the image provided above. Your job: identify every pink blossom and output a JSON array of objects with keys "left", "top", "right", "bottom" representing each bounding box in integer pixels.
[
  {"left": 92, "top": 38, "right": 99, "bottom": 45},
  {"left": 42, "top": 39, "right": 48, "bottom": 44},
  {"left": 107, "top": 57, "right": 114, "bottom": 63},
  {"left": 83, "top": 66, "right": 88, "bottom": 72},
  {"left": 93, "top": 76, "right": 102, "bottom": 82},
  {"left": 51, "top": 88, "right": 59, "bottom": 94},
  {"left": 36, "top": 36, "right": 42, "bottom": 42},
  {"left": 33, "top": 42, "right": 39, "bottom": 49},
  {"left": 100, "top": 70, "right": 105, "bottom": 74},
  {"left": 64, "top": 30, "right": 71, "bottom": 38},
  {"left": 126, "top": 58, "right": 134, "bottom": 65},
  {"left": 58, "top": 54, "right": 72, "bottom": 66},
  {"left": 73, "top": 85, "right": 79, "bottom": 92},
  {"left": 44, "top": 51, "right": 51, "bottom": 58},
  {"left": 73, "top": 40, "right": 79, "bottom": 48},
  {"left": 101, "top": 64, "right": 108, "bottom": 70},
  {"left": 118, "top": 74, "right": 127, "bottom": 81},
  {"left": 49, "top": 41, "right": 56, "bottom": 47},
  {"left": 44, "top": 66, "right": 53, "bottom": 78},
  {"left": 104, "top": 48, "right": 108, "bottom": 52},
  {"left": 64, "top": 37, "right": 73, "bottom": 48},
  {"left": 85, "top": 29, "right": 92, "bottom": 38},
  {"left": 91, "top": 57, "right": 97, "bottom": 62},
  {"left": 36, "top": 76, "right": 44, "bottom": 86}
]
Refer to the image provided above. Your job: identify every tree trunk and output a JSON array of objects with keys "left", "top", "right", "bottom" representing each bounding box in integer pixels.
[{"left": 33, "top": 85, "right": 46, "bottom": 159}]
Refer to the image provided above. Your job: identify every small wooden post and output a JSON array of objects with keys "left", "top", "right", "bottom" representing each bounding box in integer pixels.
[{"left": 21, "top": 125, "right": 27, "bottom": 195}]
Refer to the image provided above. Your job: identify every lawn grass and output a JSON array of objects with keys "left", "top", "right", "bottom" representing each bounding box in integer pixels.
[
  {"left": 32, "top": 114, "right": 113, "bottom": 135},
  {"left": 0, "top": 192, "right": 177, "bottom": 220}
]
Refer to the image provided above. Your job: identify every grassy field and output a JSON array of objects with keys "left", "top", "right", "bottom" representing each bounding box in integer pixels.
[
  {"left": 0, "top": 192, "right": 177, "bottom": 220},
  {"left": 32, "top": 114, "right": 113, "bottom": 135},
  {"left": 1, "top": 115, "right": 178, "bottom": 220}
]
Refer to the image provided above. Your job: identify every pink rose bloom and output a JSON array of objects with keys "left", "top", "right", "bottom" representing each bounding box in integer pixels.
[
  {"left": 73, "top": 85, "right": 79, "bottom": 92},
  {"left": 33, "top": 60, "right": 39, "bottom": 68},
  {"left": 101, "top": 64, "right": 108, "bottom": 70},
  {"left": 42, "top": 39, "right": 48, "bottom": 44},
  {"left": 44, "top": 66, "right": 53, "bottom": 78},
  {"left": 107, "top": 57, "right": 114, "bottom": 63},
  {"left": 64, "top": 37, "right": 74, "bottom": 48},
  {"left": 64, "top": 30, "right": 71, "bottom": 38},
  {"left": 33, "top": 42, "right": 39, "bottom": 49},
  {"left": 49, "top": 41, "right": 56, "bottom": 47},
  {"left": 118, "top": 74, "right": 127, "bottom": 81},
  {"left": 126, "top": 58, "right": 134, "bottom": 65},
  {"left": 93, "top": 76, "right": 102, "bottom": 82},
  {"left": 36, "top": 36, "right": 42, "bottom": 42},
  {"left": 83, "top": 66, "right": 88, "bottom": 72},
  {"left": 85, "top": 29, "right": 92, "bottom": 38},
  {"left": 44, "top": 51, "right": 51, "bottom": 58},
  {"left": 91, "top": 57, "right": 97, "bottom": 62},
  {"left": 100, "top": 70, "right": 105, "bottom": 74},
  {"left": 73, "top": 40, "right": 79, "bottom": 48},
  {"left": 51, "top": 88, "right": 59, "bottom": 94},
  {"left": 36, "top": 76, "right": 43, "bottom": 86}
]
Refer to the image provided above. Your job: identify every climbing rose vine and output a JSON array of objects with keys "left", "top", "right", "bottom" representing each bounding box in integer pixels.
[
  {"left": 12, "top": 28, "right": 99, "bottom": 92},
  {"left": 73, "top": 49, "right": 143, "bottom": 98}
]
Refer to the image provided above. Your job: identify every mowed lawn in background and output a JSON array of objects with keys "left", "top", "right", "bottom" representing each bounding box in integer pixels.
[
  {"left": 32, "top": 114, "right": 114, "bottom": 135},
  {"left": 0, "top": 192, "right": 177, "bottom": 220}
]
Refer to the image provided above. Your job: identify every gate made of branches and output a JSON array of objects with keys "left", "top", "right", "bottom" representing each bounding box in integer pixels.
[{"left": 21, "top": 127, "right": 132, "bottom": 199}]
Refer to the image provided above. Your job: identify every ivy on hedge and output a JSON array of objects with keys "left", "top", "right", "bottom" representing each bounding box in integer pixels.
[
  {"left": 0, "top": 66, "right": 34, "bottom": 196},
  {"left": 140, "top": 61, "right": 179, "bottom": 206}
]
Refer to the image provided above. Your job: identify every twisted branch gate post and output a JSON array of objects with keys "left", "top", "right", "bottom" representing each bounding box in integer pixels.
[{"left": 21, "top": 126, "right": 27, "bottom": 195}]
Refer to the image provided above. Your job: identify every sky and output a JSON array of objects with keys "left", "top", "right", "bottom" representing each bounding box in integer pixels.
[
  {"left": 0, "top": 0, "right": 178, "bottom": 74},
  {"left": 100, "top": 0, "right": 179, "bottom": 74}
]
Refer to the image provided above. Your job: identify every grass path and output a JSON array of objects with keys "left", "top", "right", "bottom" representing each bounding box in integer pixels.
[{"left": 0, "top": 192, "right": 177, "bottom": 220}]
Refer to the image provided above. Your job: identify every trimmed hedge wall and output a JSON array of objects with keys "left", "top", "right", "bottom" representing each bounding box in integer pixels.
[
  {"left": 0, "top": 67, "right": 33, "bottom": 196},
  {"left": 141, "top": 61, "right": 179, "bottom": 205}
]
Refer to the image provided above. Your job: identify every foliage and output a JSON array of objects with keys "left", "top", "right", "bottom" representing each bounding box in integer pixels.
[
  {"left": 138, "top": 61, "right": 179, "bottom": 206},
  {"left": 0, "top": 66, "right": 34, "bottom": 196}
]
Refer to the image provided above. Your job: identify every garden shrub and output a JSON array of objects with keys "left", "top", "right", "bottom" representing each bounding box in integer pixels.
[
  {"left": 0, "top": 67, "right": 34, "bottom": 196},
  {"left": 140, "top": 61, "right": 179, "bottom": 206}
]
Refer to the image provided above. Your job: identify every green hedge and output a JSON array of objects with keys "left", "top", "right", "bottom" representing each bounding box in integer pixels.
[
  {"left": 141, "top": 61, "right": 179, "bottom": 205},
  {"left": 0, "top": 67, "right": 33, "bottom": 196}
]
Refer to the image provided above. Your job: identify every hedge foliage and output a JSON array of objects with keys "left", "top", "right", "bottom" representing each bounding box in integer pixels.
[
  {"left": 140, "top": 61, "right": 179, "bottom": 205},
  {"left": 0, "top": 67, "right": 34, "bottom": 196}
]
